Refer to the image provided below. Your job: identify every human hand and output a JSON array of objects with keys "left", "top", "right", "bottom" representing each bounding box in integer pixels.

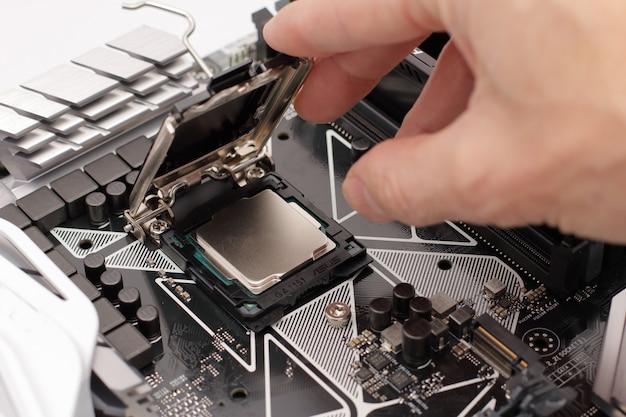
[{"left": 264, "top": 0, "right": 626, "bottom": 243}]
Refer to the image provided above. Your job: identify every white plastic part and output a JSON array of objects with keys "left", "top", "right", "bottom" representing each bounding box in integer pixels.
[
  {"left": 593, "top": 286, "right": 626, "bottom": 414},
  {"left": 0, "top": 219, "right": 98, "bottom": 417}
]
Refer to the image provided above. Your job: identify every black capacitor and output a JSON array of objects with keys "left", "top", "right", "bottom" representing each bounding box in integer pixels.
[
  {"left": 83, "top": 253, "right": 106, "bottom": 286},
  {"left": 369, "top": 297, "right": 393, "bottom": 332},
  {"left": 125, "top": 170, "right": 139, "bottom": 191},
  {"left": 119, "top": 287, "right": 142, "bottom": 321},
  {"left": 137, "top": 305, "right": 161, "bottom": 340},
  {"left": 105, "top": 181, "right": 127, "bottom": 215},
  {"left": 402, "top": 318, "right": 432, "bottom": 367},
  {"left": 409, "top": 296, "right": 433, "bottom": 320},
  {"left": 101, "top": 270, "right": 124, "bottom": 303},
  {"left": 351, "top": 137, "right": 372, "bottom": 163},
  {"left": 86, "top": 191, "right": 108, "bottom": 227},
  {"left": 392, "top": 282, "right": 415, "bottom": 321}
]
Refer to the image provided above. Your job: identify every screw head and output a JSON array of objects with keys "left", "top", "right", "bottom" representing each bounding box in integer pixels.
[{"left": 325, "top": 302, "right": 351, "bottom": 328}]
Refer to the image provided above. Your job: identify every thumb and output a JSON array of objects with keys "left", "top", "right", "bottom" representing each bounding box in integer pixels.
[
  {"left": 342, "top": 107, "right": 517, "bottom": 226},
  {"left": 342, "top": 133, "right": 460, "bottom": 224}
]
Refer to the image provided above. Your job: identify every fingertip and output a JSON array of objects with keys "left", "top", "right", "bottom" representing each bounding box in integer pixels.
[
  {"left": 293, "top": 92, "right": 335, "bottom": 124},
  {"left": 291, "top": 59, "right": 362, "bottom": 123},
  {"left": 263, "top": 1, "right": 317, "bottom": 57},
  {"left": 343, "top": 130, "right": 457, "bottom": 227},
  {"left": 262, "top": 19, "right": 274, "bottom": 42},
  {"left": 342, "top": 174, "right": 394, "bottom": 223},
  {"left": 262, "top": 15, "right": 280, "bottom": 48}
]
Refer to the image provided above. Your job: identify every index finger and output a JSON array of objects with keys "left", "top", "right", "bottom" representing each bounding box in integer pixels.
[{"left": 263, "top": 0, "right": 454, "bottom": 57}]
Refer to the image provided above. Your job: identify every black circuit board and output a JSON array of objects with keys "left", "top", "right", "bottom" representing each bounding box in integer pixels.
[
  {"left": 24, "top": 113, "right": 623, "bottom": 417},
  {"left": 5, "top": 29, "right": 625, "bottom": 417}
]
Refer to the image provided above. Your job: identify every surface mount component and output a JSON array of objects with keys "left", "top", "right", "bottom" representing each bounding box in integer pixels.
[
  {"left": 381, "top": 322, "right": 404, "bottom": 353},
  {"left": 430, "top": 291, "right": 457, "bottom": 318},
  {"left": 484, "top": 277, "right": 506, "bottom": 299},
  {"left": 449, "top": 305, "right": 474, "bottom": 339}
]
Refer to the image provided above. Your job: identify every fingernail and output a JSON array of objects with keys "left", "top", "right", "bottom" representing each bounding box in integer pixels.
[{"left": 343, "top": 176, "right": 393, "bottom": 222}]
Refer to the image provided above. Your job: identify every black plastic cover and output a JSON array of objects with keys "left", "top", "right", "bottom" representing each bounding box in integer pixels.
[{"left": 161, "top": 173, "right": 371, "bottom": 331}]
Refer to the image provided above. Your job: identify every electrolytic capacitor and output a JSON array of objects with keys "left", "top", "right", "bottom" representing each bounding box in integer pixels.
[
  {"left": 86, "top": 191, "right": 108, "bottom": 227},
  {"left": 83, "top": 252, "right": 106, "bottom": 286},
  {"left": 101, "top": 270, "right": 124, "bottom": 304},
  {"left": 105, "top": 181, "right": 128, "bottom": 215},
  {"left": 137, "top": 305, "right": 161, "bottom": 341},
  {"left": 409, "top": 296, "right": 433, "bottom": 320},
  {"left": 119, "top": 287, "right": 142, "bottom": 321},
  {"left": 369, "top": 297, "right": 393, "bottom": 332},
  {"left": 393, "top": 282, "right": 415, "bottom": 321},
  {"left": 402, "top": 318, "right": 432, "bottom": 367}
]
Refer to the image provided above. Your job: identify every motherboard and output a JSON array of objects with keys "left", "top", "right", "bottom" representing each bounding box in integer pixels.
[{"left": 0, "top": 4, "right": 625, "bottom": 417}]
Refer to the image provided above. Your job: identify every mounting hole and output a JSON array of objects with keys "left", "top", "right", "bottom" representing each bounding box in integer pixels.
[
  {"left": 230, "top": 387, "right": 248, "bottom": 402},
  {"left": 533, "top": 338, "right": 549, "bottom": 350},
  {"left": 437, "top": 259, "right": 452, "bottom": 271},
  {"left": 276, "top": 132, "right": 290, "bottom": 141},
  {"left": 78, "top": 239, "right": 93, "bottom": 250},
  {"left": 522, "top": 328, "right": 560, "bottom": 356}
]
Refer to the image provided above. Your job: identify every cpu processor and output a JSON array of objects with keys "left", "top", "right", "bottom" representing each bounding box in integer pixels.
[
  {"left": 124, "top": 53, "right": 371, "bottom": 330},
  {"left": 195, "top": 189, "right": 334, "bottom": 294}
]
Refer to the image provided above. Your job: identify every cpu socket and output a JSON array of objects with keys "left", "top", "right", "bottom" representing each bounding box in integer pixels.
[{"left": 125, "top": 53, "right": 370, "bottom": 330}]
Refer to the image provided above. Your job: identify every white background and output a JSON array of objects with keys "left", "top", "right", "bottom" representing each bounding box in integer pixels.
[{"left": 0, "top": 0, "right": 278, "bottom": 92}]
